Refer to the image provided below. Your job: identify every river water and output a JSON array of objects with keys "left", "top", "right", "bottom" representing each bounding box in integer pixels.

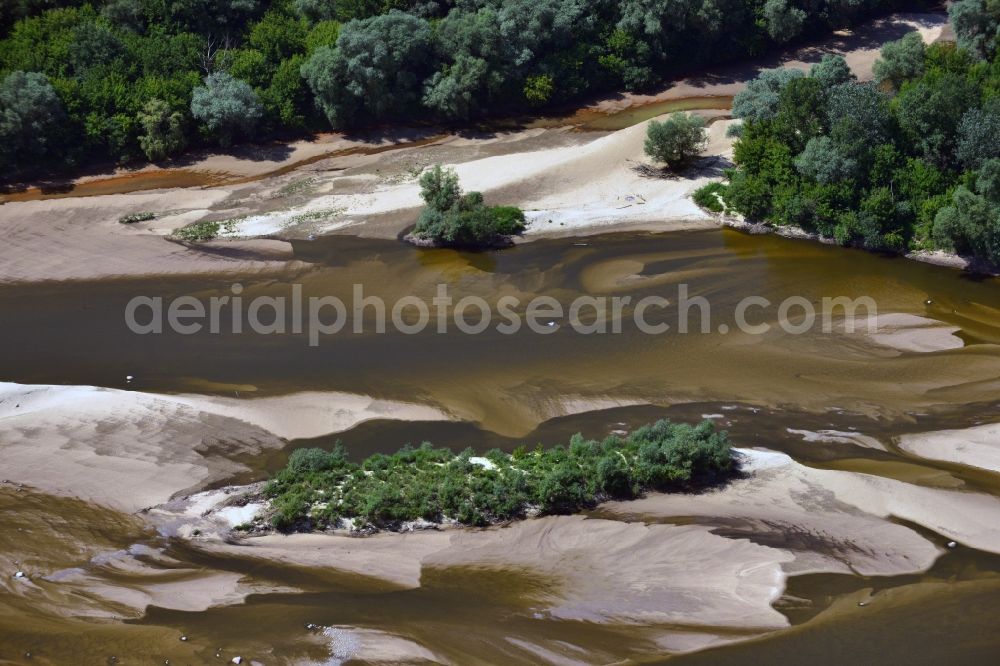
[{"left": 2, "top": 228, "right": 1000, "bottom": 663}]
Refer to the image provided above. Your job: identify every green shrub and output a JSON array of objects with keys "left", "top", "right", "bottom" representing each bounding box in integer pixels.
[
  {"left": 692, "top": 182, "right": 727, "bottom": 212},
  {"left": 412, "top": 165, "right": 526, "bottom": 248},
  {"left": 644, "top": 112, "right": 708, "bottom": 170},
  {"left": 262, "top": 419, "right": 734, "bottom": 533},
  {"left": 118, "top": 212, "right": 156, "bottom": 224},
  {"left": 175, "top": 220, "right": 221, "bottom": 242}
]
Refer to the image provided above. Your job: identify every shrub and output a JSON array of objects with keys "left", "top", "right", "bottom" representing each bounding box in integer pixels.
[
  {"left": 692, "top": 182, "right": 727, "bottom": 212},
  {"left": 412, "top": 165, "right": 526, "bottom": 248},
  {"left": 262, "top": 419, "right": 735, "bottom": 533},
  {"left": 644, "top": 112, "right": 707, "bottom": 170},
  {"left": 175, "top": 220, "right": 221, "bottom": 242},
  {"left": 118, "top": 212, "right": 155, "bottom": 224}
]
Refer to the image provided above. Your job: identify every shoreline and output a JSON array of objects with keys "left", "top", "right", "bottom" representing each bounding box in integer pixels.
[
  {"left": 719, "top": 217, "right": 1000, "bottom": 276},
  {"left": 0, "top": 11, "right": 945, "bottom": 205}
]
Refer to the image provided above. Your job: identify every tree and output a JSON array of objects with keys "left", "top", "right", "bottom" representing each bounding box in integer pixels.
[
  {"left": 523, "top": 73, "right": 554, "bottom": 106},
  {"left": 809, "top": 54, "right": 854, "bottom": 89},
  {"left": 977, "top": 158, "right": 1000, "bottom": 203},
  {"left": 957, "top": 105, "right": 1000, "bottom": 169},
  {"left": 825, "top": 81, "right": 893, "bottom": 147},
  {"left": 732, "top": 68, "right": 804, "bottom": 122},
  {"left": 873, "top": 31, "right": 925, "bottom": 89},
  {"left": 794, "top": 136, "right": 858, "bottom": 184},
  {"left": 0, "top": 70, "right": 66, "bottom": 173},
  {"left": 949, "top": 0, "right": 1000, "bottom": 61},
  {"left": 190, "top": 71, "right": 263, "bottom": 146},
  {"left": 643, "top": 112, "right": 707, "bottom": 169},
  {"left": 101, "top": 0, "right": 146, "bottom": 33},
  {"left": 69, "top": 20, "right": 124, "bottom": 74},
  {"left": 422, "top": 54, "right": 489, "bottom": 120},
  {"left": 933, "top": 185, "right": 1000, "bottom": 262},
  {"left": 772, "top": 76, "right": 826, "bottom": 151},
  {"left": 764, "top": 0, "right": 806, "bottom": 44},
  {"left": 418, "top": 164, "right": 462, "bottom": 212},
  {"left": 895, "top": 73, "right": 977, "bottom": 167},
  {"left": 412, "top": 164, "right": 526, "bottom": 247},
  {"left": 301, "top": 10, "right": 433, "bottom": 128},
  {"left": 137, "top": 98, "right": 186, "bottom": 161}
]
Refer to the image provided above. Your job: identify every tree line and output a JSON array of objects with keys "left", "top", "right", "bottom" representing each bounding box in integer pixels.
[
  {"left": 711, "top": 0, "right": 1000, "bottom": 266},
  {"left": 1, "top": 0, "right": 908, "bottom": 178}
]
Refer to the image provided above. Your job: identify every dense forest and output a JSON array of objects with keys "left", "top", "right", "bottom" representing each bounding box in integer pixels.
[
  {"left": 0, "top": 0, "right": 908, "bottom": 177},
  {"left": 714, "top": 0, "right": 1000, "bottom": 265}
]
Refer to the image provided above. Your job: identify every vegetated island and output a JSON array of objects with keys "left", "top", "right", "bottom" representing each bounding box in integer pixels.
[
  {"left": 696, "top": 5, "right": 1000, "bottom": 270},
  {"left": 254, "top": 419, "right": 734, "bottom": 535},
  {"left": 405, "top": 164, "right": 527, "bottom": 249}
]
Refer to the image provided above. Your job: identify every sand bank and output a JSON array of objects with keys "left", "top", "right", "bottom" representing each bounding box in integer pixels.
[
  {"left": 0, "top": 382, "right": 448, "bottom": 511},
  {"left": 898, "top": 423, "right": 1000, "bottom": 473},
  {"left": 0, "top": 188, "right": 302, "bottom": 283},
  {"left": 603, "top": 448, "right": 1000, "bottom": 573},
  {"left": 857, "top": 313, "right": 964, "bottom": 353},
  {"left": 206, "top": 515, "right": 792, "bottom": 653}
]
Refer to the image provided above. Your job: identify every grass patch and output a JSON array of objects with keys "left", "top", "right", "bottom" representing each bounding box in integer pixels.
[
  {"left": 175, "top": 217, "right": 241, "bottom": 242},
  {"left": 289, "top": 207, "right": 345, "bottom": 225},
  {"left": 118, "top": 212, "right": 156, "bottom": 224},
  {"left": 692, "top": 182, "right": 728, "bottom": 213},
  {"left": 262, "top": 419, "right": 734, "bottom": 533},
  {"left": 273, "top": 178, "right": 317, "bottom": 198}
]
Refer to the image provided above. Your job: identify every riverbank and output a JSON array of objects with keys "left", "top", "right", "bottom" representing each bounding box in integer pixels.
[
  {"left": 721, "top": 217, "right": 1000, "bottom": 276},
  {"left": 0, "top": 11, "right": 947, "bottom": 285}
]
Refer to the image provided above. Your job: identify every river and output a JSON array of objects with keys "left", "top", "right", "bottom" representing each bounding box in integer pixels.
[{"left": 2, "top": 227, "right": 1000, "bottom": 663}]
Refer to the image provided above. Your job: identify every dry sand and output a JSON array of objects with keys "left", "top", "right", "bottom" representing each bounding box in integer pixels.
[
  {"left": 0, "top": 188, "right": 302, "bottom": 283},
  {"left": 0, "top": 382, "right": 448, "bottom": 511},
  {"left": 603, "top": 448, "right": 1000, "bottom": 571},
  {"left": 898, "top": 423, "right": 1000, "bottom": 473}
]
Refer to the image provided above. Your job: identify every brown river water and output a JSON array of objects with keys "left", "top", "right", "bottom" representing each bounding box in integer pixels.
[{"left": 2, "top": 228, "right": 1000, "bottom": 663}]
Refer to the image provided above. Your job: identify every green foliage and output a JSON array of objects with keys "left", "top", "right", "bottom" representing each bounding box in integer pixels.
[
  {"left": 763, "top": 0, "right": 806, "bottom": 44},
  {"left": 301, "top": 10, "right": 433, "bottom": 128},
  {"left": 721, "top": 25, "right": 1000, "bottom": 265},
  {"left": 0, "top": 0, "right": 910, "bottom": 176},
  {"left": 933, "top": 185, "right": 1000, "bottom": 262},
  {"left": 692, "top": 182, "right": 728, "bottom": 212},
  {"left": 643, "top": 112, "right": 707, "bottom": 170},
  {"left": 895, "top": 73, "right": 977, "bottom": 167},
  {"left": 137, "top": 98, "right": 185, "bottom": 161},
  {"left": 523, "top": 73, "right": 554, "bottom": 106},
  {"left": 413, "top": 165, "right": 526, "bottom": 247},
  {"left": 175, "top": 219, "right": 221, "bottom": 241},
  {"left": 809, "top": 54, "right": 855, "bottom": 89},
  {"left": 873, "top": 31, "right": 925, "bottom": 89},
  {"left": 262, "top": 419, "right": 734, "bottom": 532},
  {"left": 118, "top": 211, "right": 155, "bottom": 224},
  {"left": 949, "top": 0, "right": 1000, "bottom": 61},
  {"left": 732, "top": 67, "right": 804, "bottom": 122},
  {"left": 957, "top": 103, "right": 1000, "bottom": 169},
  {"left": 190, "top": 71, "right": 263, "bottom": 146},
  {"left": 0, "top": 70, "right": 66, "bottom": 172},
  {"left": 795, "top": 136, "right": 858, "bottom": 184}
]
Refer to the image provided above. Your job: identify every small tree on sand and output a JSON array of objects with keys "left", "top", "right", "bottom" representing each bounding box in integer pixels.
[
  {"left": 412, "top": 165, "right": 526, "bottom": 248},
  {"left": 644, "top": 113, "right": 708, "bottom": 170}
]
